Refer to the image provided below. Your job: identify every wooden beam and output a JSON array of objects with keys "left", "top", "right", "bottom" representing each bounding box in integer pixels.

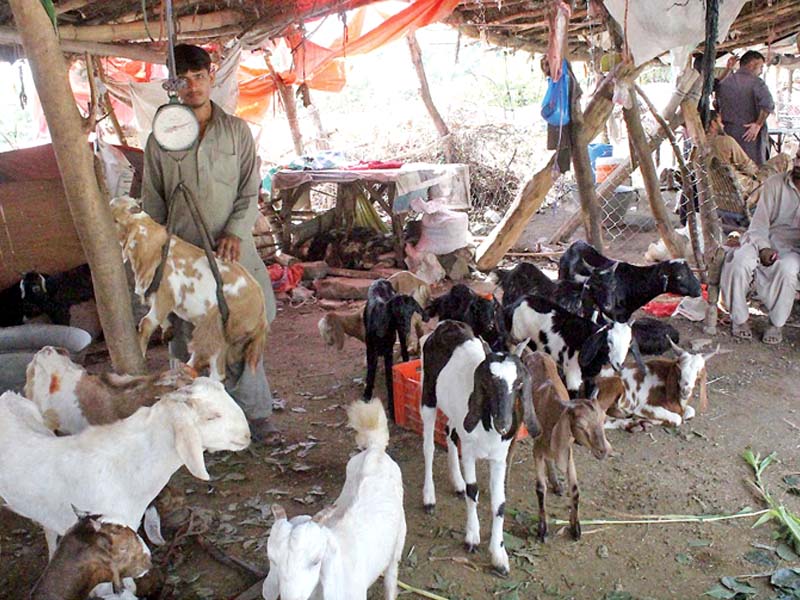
[
  {"left": 475, "top": 62, "right": 640, "bottom": 270},
  {"left": 407, "top": 31, "right": 454, "bottom": 163},
  {"left": 265, "top": 53, "right": 304, "bottom": 157},
  {"left": 8, "top": 0, "right": 147, "bottom": 375},
  {"left": 55, "top": 0, "right": 91, "bottom": 15},
  {"left": 0, "top": 26, "right": 164, "bottom": 62},
  {"left": 57, "top": 9, "right": 242, "bottom": 43},
  {"left": 622, "top": 92, "right": 680, "bottom": 258}
]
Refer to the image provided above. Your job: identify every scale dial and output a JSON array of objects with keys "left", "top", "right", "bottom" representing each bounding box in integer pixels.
[{"left": 152, "top": 102, "right": 199, "bottom": 152}]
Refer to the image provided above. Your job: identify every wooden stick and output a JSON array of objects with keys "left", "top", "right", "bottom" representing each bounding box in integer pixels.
[
  {"left": 407, "top": 31, "right": 454, "bottom": 163},
  {"left": 265, "top": 53, "right": 303, "bottom": 157},
  {"left": 504, "top": 251, "right": 565, "bottom": 258},
  {"left": 94, "top": 57, "right": 127, "bottom": 145},
  {"left": 56, "top": 9, "right": 242, "bottom": 43},
  {"left": 622, "top": 87, "right": 680, "bottom": 257},
  {"left": 196, "top": 535, "right": 266, "bottom": 579}
]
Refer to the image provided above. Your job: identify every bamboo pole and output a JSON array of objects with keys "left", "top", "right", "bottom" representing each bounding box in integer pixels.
[
  {"left": 407, "top": 31, "right": 455, "bottom": 163},
  {"left": 265, "top": 53, "right": 304, "bottom": 159},
  {"left": 8, "top": 0, "right": 146, "bottom": 375},
  {"left": 567, "top": 65, "right": 604, "bottom": 251},
  {"left": 475, "top": 62, "right": 641, "bottom": 270},
  {"left": 94, "top": 57, "right": 128, "bottom": 146},
  {"left": 57, "top": 10, "right": 242, "bottom": 43},
  {"left": 0, "top": 26, "right": 164, "bottom": 63},
  {"left": 622, "top": 88, "right": 680, "bottom": 257}
]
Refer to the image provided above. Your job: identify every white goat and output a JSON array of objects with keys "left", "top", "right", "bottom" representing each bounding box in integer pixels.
[
  {"left": 598, "top": 339, "right": 720, "bottom": 429},
  {"left": 25, "top": 345, "right": 196, "bottom": 434},
  {"left": 420, "top": 320, "right": 539, "bottom": 575},
  {"left": 263, "top": 399, "right": 405, "bottom": 600},
  {"left": 0, "top": 378, "right": 250, "bottom": 558}
]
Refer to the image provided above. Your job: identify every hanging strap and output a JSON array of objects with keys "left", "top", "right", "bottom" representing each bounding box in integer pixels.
[{"left": 144, "top": 163, "right": 231, "bottom": 328}]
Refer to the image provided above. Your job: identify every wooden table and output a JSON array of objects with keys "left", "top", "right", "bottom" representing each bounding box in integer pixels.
[{"left": 270, "top": 165, "right": 470, "bottom": 265}]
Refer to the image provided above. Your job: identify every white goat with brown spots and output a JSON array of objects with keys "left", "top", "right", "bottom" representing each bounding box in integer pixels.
[
  {"left": 597, "top": 339, "right": 720, "bottom": 429},
  {"left": 110, "top": 195, "right": 267, "bottom": 381},
  {"left": 25, "top": 346, "right": 196, "bottom": 434},
  {"left": 521, "top": 350, "right": 611, "bottom": 542}
]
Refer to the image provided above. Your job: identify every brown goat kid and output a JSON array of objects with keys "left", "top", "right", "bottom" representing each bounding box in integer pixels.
[
  {"left": 522, "top": 351, "right": 612, "bottom": 542},
  {"left": 30, "top": 514, "right": 151, "bottom": 600}
]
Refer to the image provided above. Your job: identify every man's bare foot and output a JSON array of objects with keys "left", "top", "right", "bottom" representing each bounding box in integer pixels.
[
  {"left": 763, "top": 325, "right": 783, "bottom": 345},
  {"left": 731, "top": 321, "right": 752, "bottom": 340}
]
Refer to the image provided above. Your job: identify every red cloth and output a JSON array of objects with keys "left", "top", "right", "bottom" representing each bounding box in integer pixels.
[
  {"left": 641, "top": 284, "right": 709, "bottom": 317},
  {"left": 268, "top": 264, "right": 304, "bottom": 293},
  {"left": 345, "top": 160, "right": 404, "bottom": 170}
]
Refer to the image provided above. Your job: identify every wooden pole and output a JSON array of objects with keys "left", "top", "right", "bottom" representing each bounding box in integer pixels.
[
  {"left": 8, "top": 0, "right": 146, "bottom": 375},
  {"left": 57, "top": 10, "right": 243, "bottom": 43},
  {"left": 265, "top": 54, "right": 304, "bottom": 158},
  {"left": 407, "top": 31, "right": 455, "bottom": 163},
  {"left": 475, "top": 62, "right": 641, "bottom": 270},
  {"left": 622, "top": 87, "right": 680, "bottom": 258},
  {"left": 0, "top": 26, "right": 164, "bottom": 63},
  {"left": 567, "top": 64, "right": 604, "bottom": 251},
  {"left": 94, "top": 57, "right": 128, "bottom": 146}
]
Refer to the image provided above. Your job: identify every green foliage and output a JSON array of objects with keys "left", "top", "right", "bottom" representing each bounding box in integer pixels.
[{"left": 40, "top": 0, "right": 58, "bottom": 32}]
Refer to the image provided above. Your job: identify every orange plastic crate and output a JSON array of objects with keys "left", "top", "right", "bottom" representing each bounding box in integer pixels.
[{"left": 392, "top": 359, "right": 528, "bottom": 448}]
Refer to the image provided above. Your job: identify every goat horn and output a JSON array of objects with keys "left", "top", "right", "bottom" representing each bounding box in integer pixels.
[
  {"left": 271, "top": 504, "right": 287, "bottom": 521},
  {"left": 667, "top": 337, "right": 687, "bottom": 355},
  {"left": 313, "top": 506, "right": 336, "bottom": 524},
  {"left": 703, "top": 344, "right": 721, "bottom": 361}
]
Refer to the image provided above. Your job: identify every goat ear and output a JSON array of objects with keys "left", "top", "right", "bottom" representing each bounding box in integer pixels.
[
  {"left": 698, "top": 366, "right": 708, "bottom": 412},
  {"left": 463, "top": 377, "right": 485, "bottom": 433},
  {"left": 319, "top": 534, "right": 347, "bottom": 600},
  {"left": 630, "top": 337, "right": 646, "bottom": 373},
  {"left": 71, "top": 504, "right": 92, "bottom": 521},
  {"left": 579, "top": 330, "right": 605, "bottom": 370},
  {"left": 519, "top": 367, "right": 541, "bottom": 438},
  {"left": 172, "top": 408, "right": 210, "bottom": 481}
]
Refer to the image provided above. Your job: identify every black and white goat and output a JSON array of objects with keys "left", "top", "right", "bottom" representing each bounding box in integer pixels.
[
  {"left": 428, "top": 284, "right": 508, "bottom": 351},
  {"left": 507, "top": 295, "right": 632, "bottom": 398},
  {"left": 22, "top": 264, "right": 95, "bottom": 326},
  {"left": 0, "top": 277, "right": 26, "bottom": 327},
  {"left": 497, "top": 261, "right": 679, "bottom": 355},
  {"left": 363, "top": 279, "right": 427, "bottom": 420},
  {"left": 420, "top": 320, "right": 540, "bottom": 575},
  {"left": 558, "top": 240, "right": 702, "bottom": 322}
]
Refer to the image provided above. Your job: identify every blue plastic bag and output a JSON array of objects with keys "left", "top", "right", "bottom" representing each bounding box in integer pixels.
[{"left": 541, "top": 59, "right": 571, "bottom": 126}]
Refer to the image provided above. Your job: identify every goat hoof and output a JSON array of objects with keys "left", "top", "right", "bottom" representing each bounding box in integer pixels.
[
  {"left": 537, "top": 524, "right": 547, "bottom": 543},
  {"left": 454, "top": 489, "right": 466, "bottom": 499},
  {"left": 464, "top": 542, "right": 478, "bottom": 554},
  {"left": 423, "top": 503, "right": 435, "bottom": 515},
  {"left": 491, "top": 565, "right": 510, "bottom": 578},
  {"left": 551, "top": 484, "right": 564, "bottom": 496},
  {"left": 570, "top": 523, "right": 582, "bottom": 541}
]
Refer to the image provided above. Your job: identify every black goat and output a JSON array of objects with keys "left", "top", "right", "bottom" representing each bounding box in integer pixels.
[
  {"left": 631, "top": 317, "right": 680, "bottom": 355},
  {"left": 22, "top": 264, "right": 95, "bottom": 326},
  {"left": 496, "top": 261, "right": 617, "bottom": 319},
  {"left": 363, "top": 278, "right": 427, "bottom": 421},
  {"left": 428, "top": 284, "right": 508, "bottom": 351},
  {"left": 0, "top": 278, "right": 25, "bottom": 328},
  {"left": 558, "top": 241, "right": 702, "bottom": 322}
]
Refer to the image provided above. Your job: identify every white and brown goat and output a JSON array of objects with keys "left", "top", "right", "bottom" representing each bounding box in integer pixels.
[
  {"left": 25, "top": 346, "right": 196, "bottom": 434},
  {"left": 110, "top": 195, "right": 268, "bottom": 381},
  {"left": 30, "top": 513, "right": 151, "bottom": 600},
  {"left": 597, "top": 339, "right": 720, "bottom": 429},
  {"left": 522, "top": 351, "right": 611, "bottom": 542}
]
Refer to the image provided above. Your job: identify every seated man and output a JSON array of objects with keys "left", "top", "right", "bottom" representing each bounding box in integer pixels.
[
  {"left": 707, "top": 110, "right": 789, "bottom": 202},
  {"left": 720, "top": 147, "right": 800, "bottom": 344}
]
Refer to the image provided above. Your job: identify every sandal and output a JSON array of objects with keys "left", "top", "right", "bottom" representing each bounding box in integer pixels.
[
  {"left": 763, "top": 325, "right": 783, "bottom": 345},
  {"left": 731, "top": 322, "right": 752, "bottom": 340}
]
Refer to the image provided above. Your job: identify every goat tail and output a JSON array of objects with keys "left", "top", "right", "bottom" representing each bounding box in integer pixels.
[
  {"left": 347, "top": 398, "right": 390, "bottom": 452},
  {"left": 244, "top": 320, "right": 269, "bottom": 372}
]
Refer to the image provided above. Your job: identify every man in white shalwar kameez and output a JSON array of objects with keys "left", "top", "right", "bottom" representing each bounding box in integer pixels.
[{"left": 720, "top": 148, "right": 800, "bottom": 344}]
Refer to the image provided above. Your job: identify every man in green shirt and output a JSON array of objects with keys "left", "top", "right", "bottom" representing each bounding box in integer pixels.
[{"left": 141, "top": 44, "right": 279, "bottom": 441}]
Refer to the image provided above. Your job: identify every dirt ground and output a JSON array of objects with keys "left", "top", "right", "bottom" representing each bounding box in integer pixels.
[{"left": 2, "top": 223, "right": 800, "bottom": 600}]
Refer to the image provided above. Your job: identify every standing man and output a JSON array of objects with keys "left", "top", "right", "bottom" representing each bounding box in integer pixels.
[
  {"left": 715, "top": 50, "right": 775, "bottom": 166},
  {"left": 720, "top": 147, "right": 800, "bottom": 344},
  {"left": 141, "top": 44, "right": 279, "bottom": 440}
]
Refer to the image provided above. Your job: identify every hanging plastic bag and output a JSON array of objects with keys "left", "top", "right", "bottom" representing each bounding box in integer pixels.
[{"left": 540, "top": 59, "right": 571, "bottom": 126}]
